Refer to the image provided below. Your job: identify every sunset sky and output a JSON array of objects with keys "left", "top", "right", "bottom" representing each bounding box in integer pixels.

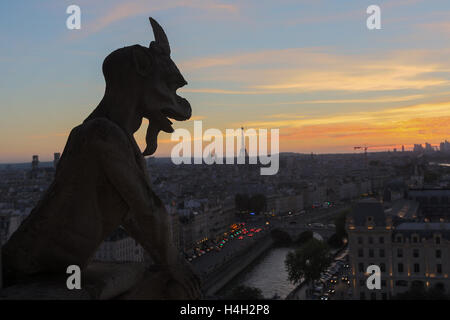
[{"left": 1, "top": 0, "right": 450, "bottom": 162}]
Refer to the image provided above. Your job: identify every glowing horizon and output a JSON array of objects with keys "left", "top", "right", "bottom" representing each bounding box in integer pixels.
[{"left": 1, "top": 0, "right": 450, "bottom": 163}]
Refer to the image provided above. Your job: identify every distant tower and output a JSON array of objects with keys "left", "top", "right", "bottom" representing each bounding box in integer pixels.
[
  {"left": 206, "top": 149, "right": 215, "bottom": 164},
  {"left": 402, "top": 145, "right": 405, "bottom": 152},
  {"left": 30, "top": 155, "right": 39, "bottom": 179},
  {"left": 238, "top": 127, "right": 248, "bottom": 159},
  {"left": 31, "top": 155, "right": 39, "bottom": 170},
  {"left": 53, "top": 152, "right": 61, "bottom": 168}
]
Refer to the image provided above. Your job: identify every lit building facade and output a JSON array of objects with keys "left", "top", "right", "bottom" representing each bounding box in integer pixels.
[{"left": 347, "top": 199, "right": 450, "bottom": 300}]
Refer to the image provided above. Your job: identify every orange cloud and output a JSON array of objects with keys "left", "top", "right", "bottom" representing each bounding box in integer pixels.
[
  {"left": 181, "top": 48, "right": 450, "bottom": 94},
  {"left": 277, "top": 116, "right": 449, "bottom": 152},
  {"left": 240, "top": 101, "right": 450, "bottom": 128},
  {"left": 238, "top": 101, "right": 450, "bottom": 153},
  {"left": 180, "top": 88, "right": 266, "bottom": 95}
]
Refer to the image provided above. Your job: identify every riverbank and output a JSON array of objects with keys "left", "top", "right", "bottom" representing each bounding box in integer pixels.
[
  {"left": 284, "top": 245, "right": 348, "bottom": 300},
  {"left": 223, "top": 246, "right": 298, "bottom": 299},
  {"left": 202, "top": 234, "right": 273, "bottom": 297}
]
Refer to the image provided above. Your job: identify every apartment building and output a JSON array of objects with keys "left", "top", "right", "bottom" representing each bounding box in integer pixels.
[{"left": 347, "top": 199, "right": 449, "bottom": 300}]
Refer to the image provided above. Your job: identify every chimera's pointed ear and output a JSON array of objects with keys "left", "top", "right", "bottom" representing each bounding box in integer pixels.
[{"left": 132, "top": 45, "right": 153, "bottom": 77}]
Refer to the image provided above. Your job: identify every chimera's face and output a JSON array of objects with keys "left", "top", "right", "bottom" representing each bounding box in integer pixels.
[{"left": 141, "top": 53, "right": 191, "bottom": 133}]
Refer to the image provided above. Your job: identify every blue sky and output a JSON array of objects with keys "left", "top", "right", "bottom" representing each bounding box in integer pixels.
[{"left": 1, "top": 0, "right": 450, "bottom": 162}]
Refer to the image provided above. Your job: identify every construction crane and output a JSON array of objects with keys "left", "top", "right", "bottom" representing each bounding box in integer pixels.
[
  {"left": 354, "top": 145, "right": 369, "bottom": 154},
  {"left": 354, "top": 145, "right": 370, "bottom": 169}
]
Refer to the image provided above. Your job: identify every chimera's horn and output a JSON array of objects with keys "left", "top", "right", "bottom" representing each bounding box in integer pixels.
[{"left": 149, "top": 17, "right": 170, "bottom": 55}]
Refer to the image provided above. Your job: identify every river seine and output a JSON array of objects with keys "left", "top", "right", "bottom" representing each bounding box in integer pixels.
[{"left": 219, "top": 247, "right": 296, "bottom": 299}]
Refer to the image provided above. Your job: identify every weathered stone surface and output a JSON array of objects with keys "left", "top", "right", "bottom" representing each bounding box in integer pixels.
[
  {"left": 0, "top": 263, "right": 146, "bottom": 300},
  {"left": 120, "top": 268, "right": 191, "bottom": 300},
  {"left": 1, "top": 17, "right": 201, "bottom": 299}
]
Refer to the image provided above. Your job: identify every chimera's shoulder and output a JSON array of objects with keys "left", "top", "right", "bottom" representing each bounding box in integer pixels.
[{"left": 70, "top": 118, "right": 131, "bottom": 147}]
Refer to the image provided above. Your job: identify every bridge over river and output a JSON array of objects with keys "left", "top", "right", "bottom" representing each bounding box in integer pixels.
[{"left": 192, "top": 205, "right": 349, "bottom": 296}]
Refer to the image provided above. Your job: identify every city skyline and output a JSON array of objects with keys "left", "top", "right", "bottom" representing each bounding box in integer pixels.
[
  {"left": 3, "top": 138, "right": 450, "bottom": 165},
  {"left": 2, "top": 0, "right": 450, "bottom": 162}
]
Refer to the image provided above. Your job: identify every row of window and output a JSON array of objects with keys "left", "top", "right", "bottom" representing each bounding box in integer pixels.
[
  {"left": 357, "top": 262, "right": 443, "bottom": 274},
  {"left": 359, "top": 280, "right": 447, "bottom": 300},
  {"left": 360, "top": 292, "right": 387, "bottom": 300},
  {"left": 358, "top": 248, "right": 442, "bottom": 259},
  {"left": 358, "top": 262, "right": 386, "bottom": 273},
  {"left": 397, "top": 248, "right": 442, "bottom": 259},
  {"left": 360, "top": 279, "right": 387, "bottom": 287},
  {"left": 357, "top": 236, "right": 384, "bottom": 245},
  {"left": 412, "top": 195, "right": 450, "bottom": 204},
  {"left": 395, "top": 235, "right": 441, "bottom": 244},
  {"left": 358, "top": 248, "right": 384, "bottom": 258},
  {"left": 355, "top": 234, "right": 442, "bottom": 245}
]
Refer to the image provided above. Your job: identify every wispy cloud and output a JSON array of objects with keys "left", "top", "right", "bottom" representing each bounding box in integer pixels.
[
  {"left": 273, "top": 95, "right": 426, "bottom": 105},
  {"left": 241, "top": 101, "right": 450, "bottom": 128},
  {"left": 180, "top": 88, "right": 266, "bottom": 95},
  {"left": 83, "top": 0, "right": 238, "bottom": 36},
  {"left": 182, "top": 48, "right": 450, "bottom": 94}
]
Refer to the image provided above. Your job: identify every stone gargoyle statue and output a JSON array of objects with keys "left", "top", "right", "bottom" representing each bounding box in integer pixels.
[{"left": 2, "top": 17, "right": 201, "bottom": 299}]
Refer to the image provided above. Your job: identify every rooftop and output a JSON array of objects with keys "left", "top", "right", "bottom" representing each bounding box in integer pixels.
[
  {"left": 394, "top": 222, "right": 450, "bottom": 240},
  {"left": 396, "top": 222, "right": 450, "bottom": 231},
  {"left": 350, "top": 199, "right": 386, "bottom": 227},
  {"left": 385, "top": 199, "right": 419, "bottom": 219}
]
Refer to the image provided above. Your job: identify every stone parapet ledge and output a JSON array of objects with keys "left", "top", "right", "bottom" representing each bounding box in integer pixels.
[{"left": 0, "top": 262, "right": 147, "bottom": 300}]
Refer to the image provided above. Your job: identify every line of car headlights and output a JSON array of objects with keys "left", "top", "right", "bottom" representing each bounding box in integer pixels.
[{"left": 315, "top": 259, "right": 351, "bottom": 300}]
